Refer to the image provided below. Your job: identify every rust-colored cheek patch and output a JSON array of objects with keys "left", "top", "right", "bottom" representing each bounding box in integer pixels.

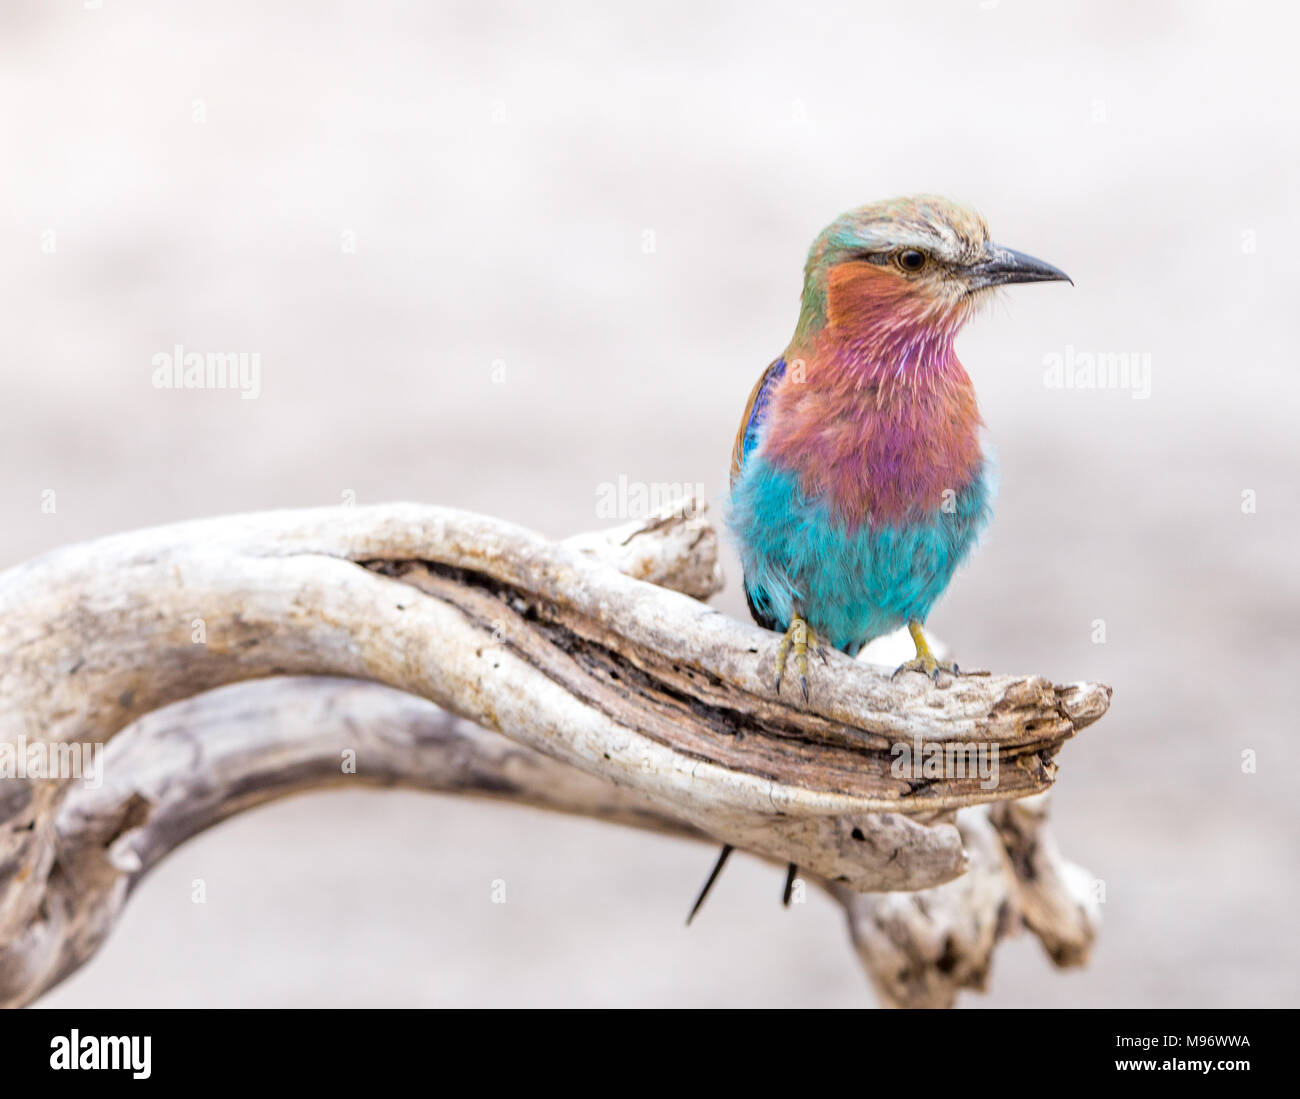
[{"left": 825, "top": 261, "right": 914, "bottom": 329}]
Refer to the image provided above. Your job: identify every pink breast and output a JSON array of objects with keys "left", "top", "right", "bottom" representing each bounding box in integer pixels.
[{"left": 761, "top": 337, "right": 985, "bottom": 528}]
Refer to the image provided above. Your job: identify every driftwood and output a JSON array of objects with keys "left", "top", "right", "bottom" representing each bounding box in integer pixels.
[{"left": 0, "top": 493, "right": 1109, "bottom": 1007}]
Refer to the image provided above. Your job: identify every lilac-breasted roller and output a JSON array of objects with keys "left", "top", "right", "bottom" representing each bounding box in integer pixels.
[{"left": 687, "top": 195, "right": 1071, "bottom": 923}]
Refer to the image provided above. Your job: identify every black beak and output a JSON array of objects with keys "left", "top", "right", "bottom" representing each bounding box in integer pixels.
[{"left": 965, "top": 245, "right": 1072, "bottom": 291}]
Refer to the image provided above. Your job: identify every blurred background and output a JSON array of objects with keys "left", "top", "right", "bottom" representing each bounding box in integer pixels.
[{"left": 3, "top": 0, "right": 1296, "bottom": 1007}]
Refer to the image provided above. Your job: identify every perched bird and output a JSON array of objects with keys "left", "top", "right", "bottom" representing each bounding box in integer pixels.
[{"left": 687, "top": 195, "right": 1071, "bottom": 923}]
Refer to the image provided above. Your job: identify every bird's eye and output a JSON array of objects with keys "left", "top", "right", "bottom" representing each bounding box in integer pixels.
[{"left": 896, "top": 249, "right": 927, "bottom": 272}]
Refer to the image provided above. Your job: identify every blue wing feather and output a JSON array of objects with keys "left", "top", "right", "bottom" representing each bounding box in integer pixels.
[{"left": 728, "top": 357, "right": 787, "bottom": 485}]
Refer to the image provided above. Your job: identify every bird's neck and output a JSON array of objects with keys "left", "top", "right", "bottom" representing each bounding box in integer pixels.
[
  {"left": 793, "top": 260, "right": 977, "bottom": 382},
  {"left": 797, "top": 315, "right": 967, "bottom": 391}
]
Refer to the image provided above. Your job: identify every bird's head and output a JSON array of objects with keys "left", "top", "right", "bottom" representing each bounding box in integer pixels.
[{"left": 794, "top": 195, "right": 1071, "bottom": 346}]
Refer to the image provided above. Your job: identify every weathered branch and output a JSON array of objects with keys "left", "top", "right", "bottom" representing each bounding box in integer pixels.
[
  {"left": 33, "top": 677, "right": 1094, "bottom": 1008},
  {"left": 832, "top": 794, "right": 1100, "bottom": 1008},
  {"left": 0, "top": 493, "right": 1109, "bottom": 1006}
]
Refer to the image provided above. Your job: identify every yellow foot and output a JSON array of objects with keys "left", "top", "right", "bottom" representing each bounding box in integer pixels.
[
  {"left": 774, "top": 615, "right": 827, "bottom": 701},
  {"left": 891, "top": 621, "right": 960, "bottom": 685}
]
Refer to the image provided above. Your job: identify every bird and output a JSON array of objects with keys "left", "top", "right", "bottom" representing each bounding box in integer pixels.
[{"left": 687, "top": 195, "right": 1071, "bottom": 923}]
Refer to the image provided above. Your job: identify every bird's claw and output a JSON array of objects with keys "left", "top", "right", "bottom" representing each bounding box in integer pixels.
[
  {"left": 892, "top": 621, "right": 960, "bottom": 684},
  {"left": 774, "top": 616, "right": 825, "bottom": 699},
  {"left": 891, "top": 653, "right": 960, "bottom": 684}
]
